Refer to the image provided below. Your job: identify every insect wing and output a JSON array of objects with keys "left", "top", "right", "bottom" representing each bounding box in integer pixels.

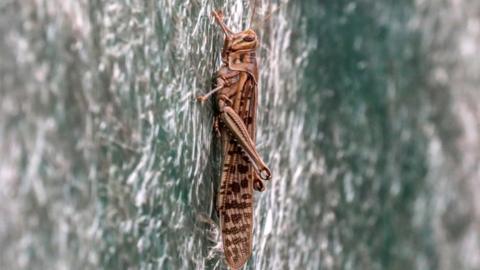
[
  {"left": 219, "top": 137, "right": 254, "bottom": 268},
  {"left": 219, "top": 77, "right": 258, "bottom": 269}
]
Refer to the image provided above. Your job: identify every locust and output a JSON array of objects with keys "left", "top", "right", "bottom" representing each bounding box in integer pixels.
[{"left": 196, "top": 9, "right": 272, "bottom": 269}]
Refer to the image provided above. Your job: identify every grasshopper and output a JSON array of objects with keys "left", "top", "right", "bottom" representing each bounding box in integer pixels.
[{"left": 196, "top": 10, "right": 272, "bottom": 269}]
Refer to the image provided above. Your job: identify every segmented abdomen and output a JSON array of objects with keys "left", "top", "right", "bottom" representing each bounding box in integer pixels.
[{"left": 218, "top": 73, "right": 258, "bottom": 269}]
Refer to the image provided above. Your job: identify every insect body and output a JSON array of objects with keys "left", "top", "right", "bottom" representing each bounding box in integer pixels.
[{"left": 197, "top": 10, "right": 272, "bottom": 269}]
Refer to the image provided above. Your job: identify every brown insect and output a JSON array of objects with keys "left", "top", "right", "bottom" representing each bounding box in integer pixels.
[{"left": 196, "top": 9, "right": 272, "bottom": 269}]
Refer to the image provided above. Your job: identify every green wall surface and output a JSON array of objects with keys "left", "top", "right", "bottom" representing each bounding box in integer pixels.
[{"left": 1, "top": 0, "right": 479, "bottom": 269}]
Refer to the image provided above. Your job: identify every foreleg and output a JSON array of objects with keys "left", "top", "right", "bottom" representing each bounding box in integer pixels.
[
  {"left": 196, "top": 83, "right": 224, "bottom": 103},
  {"left": 196, "top": 69, "right": 239, "bottom": 103}
]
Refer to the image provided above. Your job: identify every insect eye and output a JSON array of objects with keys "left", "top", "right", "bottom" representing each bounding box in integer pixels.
[{"left": 243, "top": 35, "right": 255, "bottom": 42}]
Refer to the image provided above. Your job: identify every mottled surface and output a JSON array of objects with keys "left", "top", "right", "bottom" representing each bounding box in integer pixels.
[{"left": 0, "top": 0, "right": 479, "bottom": 269}]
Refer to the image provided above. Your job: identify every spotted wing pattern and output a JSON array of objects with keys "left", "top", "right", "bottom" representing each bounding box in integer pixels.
[{"left": 218, "top": 73, "right": 258, "bottom": 269}]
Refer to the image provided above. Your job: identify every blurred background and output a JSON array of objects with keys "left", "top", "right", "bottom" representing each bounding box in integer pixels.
[{"left": 1, "top": 0, "right": 479, "bottom": 269}]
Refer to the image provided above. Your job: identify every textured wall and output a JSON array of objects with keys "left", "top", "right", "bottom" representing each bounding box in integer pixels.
[{"left": 1, "top": 0, "right": 479, "bottom": 269}]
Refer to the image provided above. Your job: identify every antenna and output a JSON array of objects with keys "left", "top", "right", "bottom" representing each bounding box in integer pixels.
[
  {"left": 249, "top": 1, "right": 282, "bottom": 29},
  {"left": 249, "top": 0, "right": 258, "bottom": 28}
]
